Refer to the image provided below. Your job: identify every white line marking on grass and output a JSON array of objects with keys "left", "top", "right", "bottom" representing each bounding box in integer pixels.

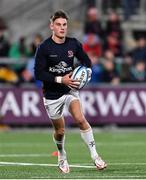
[
  {"left": 0, "top": 142, "right": 145, "bottom": 147},
  {"left": 0, "top": 154, "right": 50, "bottom": 157},
  {"left": 0, "top": 143, "right": 49, "bottom": 147},
  {"left": 108, "top": 162, "right": 146, "bottom": 165},
  {"left": 79, "top": 162, "right": 146, "bottom": 166},
  {"left": 0, "top": 161, "right": 146, "bottom": 168},
  {"left": 0, "top": 161, "right": 93, "bottom": 168},
  {"left": 0, "top": 162, "right": 57, "bottom": 167}
]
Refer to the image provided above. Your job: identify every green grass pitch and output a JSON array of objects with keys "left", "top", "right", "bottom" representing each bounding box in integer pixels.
[{"left": 0, "top": 129, "right": 146, "bottom": 179}]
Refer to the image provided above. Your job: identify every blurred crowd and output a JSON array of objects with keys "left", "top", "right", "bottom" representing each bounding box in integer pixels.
[
  {"left": 1, "top": 6, "right": 146, "bottom": 86},
  {"left": 83, "top": 7, "right": 146, "bottom": 85},
  {"left": 0, "top": 17, "right": 43, "bottom": 86}
]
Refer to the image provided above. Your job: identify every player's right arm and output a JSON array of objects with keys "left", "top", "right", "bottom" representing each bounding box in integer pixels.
[
  {"left": 61, "top": 73, "right": 80, "bottom": 89},
  {"left": 34, "top": 44, "right": 55, "bottom": 83}
]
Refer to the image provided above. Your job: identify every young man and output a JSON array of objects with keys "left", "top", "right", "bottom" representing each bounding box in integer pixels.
[{"left": 34, "top": 10, "right": 107, "bottom": 173}]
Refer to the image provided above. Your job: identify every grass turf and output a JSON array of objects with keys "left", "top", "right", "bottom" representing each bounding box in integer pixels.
[{"left": 0, "top": 129, "right": 146, "bottom": 179}]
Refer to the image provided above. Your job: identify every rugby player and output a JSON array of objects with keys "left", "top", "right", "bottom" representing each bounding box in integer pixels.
[{"left": 34, "top": 10, "right": 107, "bottom": 173}]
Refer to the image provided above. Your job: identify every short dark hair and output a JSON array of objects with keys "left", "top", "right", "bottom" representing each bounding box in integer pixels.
[{"left": 50, "top": 10, "right": 69, "bottom": 22}]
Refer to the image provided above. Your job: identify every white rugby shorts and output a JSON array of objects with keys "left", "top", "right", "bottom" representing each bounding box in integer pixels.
[{"left": 43, "top": 90, "right": 80, "bottom": 120}]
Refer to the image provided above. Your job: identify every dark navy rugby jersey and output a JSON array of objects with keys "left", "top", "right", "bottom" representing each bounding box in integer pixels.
[{"left": 34, "top": 36, "right": 91, "bottom": 99}]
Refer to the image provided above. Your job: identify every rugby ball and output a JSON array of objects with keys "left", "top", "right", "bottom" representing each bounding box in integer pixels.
[{"left": 71, "top": 66, "right": 88, "bottom": 89}]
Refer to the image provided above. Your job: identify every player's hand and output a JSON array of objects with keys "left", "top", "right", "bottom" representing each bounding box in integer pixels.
[{"left": 62, "top": 72, "right": 80, "bottom": 89}]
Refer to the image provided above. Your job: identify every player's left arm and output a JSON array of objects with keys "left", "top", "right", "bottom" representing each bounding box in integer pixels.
[
  {"left": 75, "top": 39, "right": 91, "bottom": 68},
  {"left": 75, "top": 39, "right": 92, "bottom": 82}
]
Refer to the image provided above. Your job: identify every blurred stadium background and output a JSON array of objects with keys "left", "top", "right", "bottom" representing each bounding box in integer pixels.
[{"left": 0, "top": 0, "right": 146, "bottom": 179}]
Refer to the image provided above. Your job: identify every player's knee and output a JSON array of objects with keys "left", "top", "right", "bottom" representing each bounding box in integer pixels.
[{"left": 76, "top": 116, "right": 86, "bottom": 127}]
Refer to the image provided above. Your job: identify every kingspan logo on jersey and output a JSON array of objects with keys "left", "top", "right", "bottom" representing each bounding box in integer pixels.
[{"left": 49, "top": 61, "right": 72, "bottom": 74}]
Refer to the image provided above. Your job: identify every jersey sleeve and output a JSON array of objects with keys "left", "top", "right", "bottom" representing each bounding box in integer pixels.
[
  {"left": 34, "top": 44, "right": 55, "bottom": 82},
  {"left": 74, "top": 39, "right": 92, "bottom": 68}
]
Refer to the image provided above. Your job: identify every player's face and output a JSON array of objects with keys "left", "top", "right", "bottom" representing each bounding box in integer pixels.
[{"left": 51, "top": 18, "right": 67, "bottom": 39}]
